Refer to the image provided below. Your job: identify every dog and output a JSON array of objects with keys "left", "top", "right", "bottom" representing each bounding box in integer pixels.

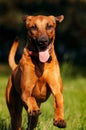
[{"left": 6, "top": 15, "right": 66, "bottom": 130}]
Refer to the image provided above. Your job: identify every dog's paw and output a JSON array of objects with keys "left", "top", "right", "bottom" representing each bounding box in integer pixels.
[
  {"left": 29, "top": 109, "right": 41, "bottom": 116},
  {"left": 53, "top": 118, "right": 66, "bottom": 128}
]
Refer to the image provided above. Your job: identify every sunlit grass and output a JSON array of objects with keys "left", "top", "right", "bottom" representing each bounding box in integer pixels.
[
  {"left": 0, "top": 63, "right": 86, "bottom": 130},
  {"left": 64, "top": 78, "right": 86, "bottom": 130}
]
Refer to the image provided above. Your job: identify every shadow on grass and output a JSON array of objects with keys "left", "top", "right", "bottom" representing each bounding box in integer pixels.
[
  {"left": 0, "top": 62, "right": 86, "bottom": 78},
  {"left": 0, "top": 118, "right": 11, "bottom": 130},
  {"left": 0, "top": 63, "right": 11, "bottom": 77},
  {"left": 61, "top": 62, "right": 86, "bottom": 80},
  {"left": 0, "top": 117, "right": 27, "bottom": 130}
]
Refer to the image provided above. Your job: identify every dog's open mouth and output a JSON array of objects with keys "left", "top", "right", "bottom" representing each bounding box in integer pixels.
[
  {"left": 28, "top": 37, "right": 52, "bottom": 63},
  {"left": 39, "top": 49, "right": 50, "bottom": 63}
]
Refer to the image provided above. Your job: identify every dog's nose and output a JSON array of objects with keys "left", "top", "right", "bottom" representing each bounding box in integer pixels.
[{"left": 38, "top": 35, "right": 49, "bottom": 44}]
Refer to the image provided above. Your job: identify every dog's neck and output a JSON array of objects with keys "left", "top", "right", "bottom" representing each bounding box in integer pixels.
[{"left": 23, "top": 42, "right": 55, "bottom": 77}]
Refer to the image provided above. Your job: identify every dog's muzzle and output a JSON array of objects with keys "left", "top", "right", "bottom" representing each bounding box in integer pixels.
[
  {"left": 35, "top": 35, "right": 52, "bottom": 63},
  {"left": 37, "top": 35, "right": 49, "bottom": 51},
  {"left": 28, "top": 35, "right": 53, "bottom": 63}
]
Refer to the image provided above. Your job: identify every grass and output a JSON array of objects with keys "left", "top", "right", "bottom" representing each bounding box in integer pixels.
[{"left": 0, "top": 63, "right": 86, "bottom": 130}]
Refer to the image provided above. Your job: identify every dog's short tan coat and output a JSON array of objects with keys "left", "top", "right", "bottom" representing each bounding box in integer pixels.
[{"left": 6, "top": 15, "right": 66, "bottom": 130}]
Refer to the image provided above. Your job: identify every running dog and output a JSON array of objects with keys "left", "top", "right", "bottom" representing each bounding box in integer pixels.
[{"left": 6, "top": 15, "right": 66, "bottom": 130}]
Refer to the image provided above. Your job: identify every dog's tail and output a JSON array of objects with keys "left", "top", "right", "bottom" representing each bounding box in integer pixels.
[{"left": 8, "top": 37, "right": 19, "bottom": 71}]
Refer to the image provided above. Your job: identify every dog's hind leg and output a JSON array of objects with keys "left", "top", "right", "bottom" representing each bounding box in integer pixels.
[{"left": 6, "top": 76, "right": 23, "bottom": 130}]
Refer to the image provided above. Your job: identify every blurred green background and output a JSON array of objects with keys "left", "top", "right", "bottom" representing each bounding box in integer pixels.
[
  {"left": 0, "top": 0, "right": 86, "bottom": 130},
  {"left": 0, "top": 0, "right": 86, "bottom": 65}
]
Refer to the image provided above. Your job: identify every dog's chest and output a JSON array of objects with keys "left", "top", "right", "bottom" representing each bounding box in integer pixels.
[{"left": 32, "top": 78, "right": 48, "bottom": 102}]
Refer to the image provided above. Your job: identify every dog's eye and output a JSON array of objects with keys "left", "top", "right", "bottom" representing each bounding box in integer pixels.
[
  {"left": 46, "top": 24, "right": 53, "bottom": 30},
  {"left": 30, "top": 25, "right": 38, "bottom": 31}
]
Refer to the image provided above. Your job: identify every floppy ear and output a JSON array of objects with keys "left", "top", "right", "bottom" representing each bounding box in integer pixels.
[
  {"left": 55, "top": 15, "right": 64, "bottom": 23},
  {"left": 22, "top": 15, "right": 28, "bottom": 22}
]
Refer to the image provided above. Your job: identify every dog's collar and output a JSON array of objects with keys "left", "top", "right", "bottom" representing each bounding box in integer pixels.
[{"left": 28, "top": 51, "right": 39, "bottom": 57}]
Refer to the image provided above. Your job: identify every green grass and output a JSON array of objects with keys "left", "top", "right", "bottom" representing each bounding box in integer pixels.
[{"left": 0, "top": 63, "right": 86, "bottom": 130}]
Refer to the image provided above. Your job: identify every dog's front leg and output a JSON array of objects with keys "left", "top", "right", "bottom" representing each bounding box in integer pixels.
[
  {"left": 19, "top": 64, "right": 41, "bottom": 116},
  {"left": 47, "top": 74, "right": 66, "bottom": 128},
  {"left": 21, "top": 89, "right": 41, "bottom": 116},
  {"left": 21, "top": 88, "right": 41, "bottom": 130}
]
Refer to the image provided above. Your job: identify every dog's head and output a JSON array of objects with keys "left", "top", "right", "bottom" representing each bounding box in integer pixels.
[{"left": 23, "top": 15, "right": 64, "bottom": 63}]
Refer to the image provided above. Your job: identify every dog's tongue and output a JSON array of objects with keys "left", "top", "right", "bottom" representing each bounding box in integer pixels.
[{"left": 39, "top": 49, "right": 50, "bottom": 63}]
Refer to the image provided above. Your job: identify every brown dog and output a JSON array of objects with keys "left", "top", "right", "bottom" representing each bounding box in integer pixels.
[{"left": 6, "top": 15, "right": 66, "bottom": 130}]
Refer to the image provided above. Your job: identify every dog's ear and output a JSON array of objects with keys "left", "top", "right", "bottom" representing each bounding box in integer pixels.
[
  {"left": 22, "top": 16, "right": 33, "bottom": 25},
  {"left": 55, "top": 15, "right": 64, "bottom": 23},
  {"left": 22, "top": 15, "right": 28, "bottom": 22},
  {"left": 22, "top": 15, "right": 33, "bottom": 27}
]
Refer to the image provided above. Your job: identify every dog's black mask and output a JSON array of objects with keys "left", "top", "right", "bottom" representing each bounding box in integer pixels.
[{"left": 28, "top": 35, "right": 53, "bottom": 52}]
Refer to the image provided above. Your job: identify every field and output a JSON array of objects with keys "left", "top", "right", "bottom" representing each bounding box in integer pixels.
[{"left": 0, "top": 63, "right": 86, "bottom": 130}]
